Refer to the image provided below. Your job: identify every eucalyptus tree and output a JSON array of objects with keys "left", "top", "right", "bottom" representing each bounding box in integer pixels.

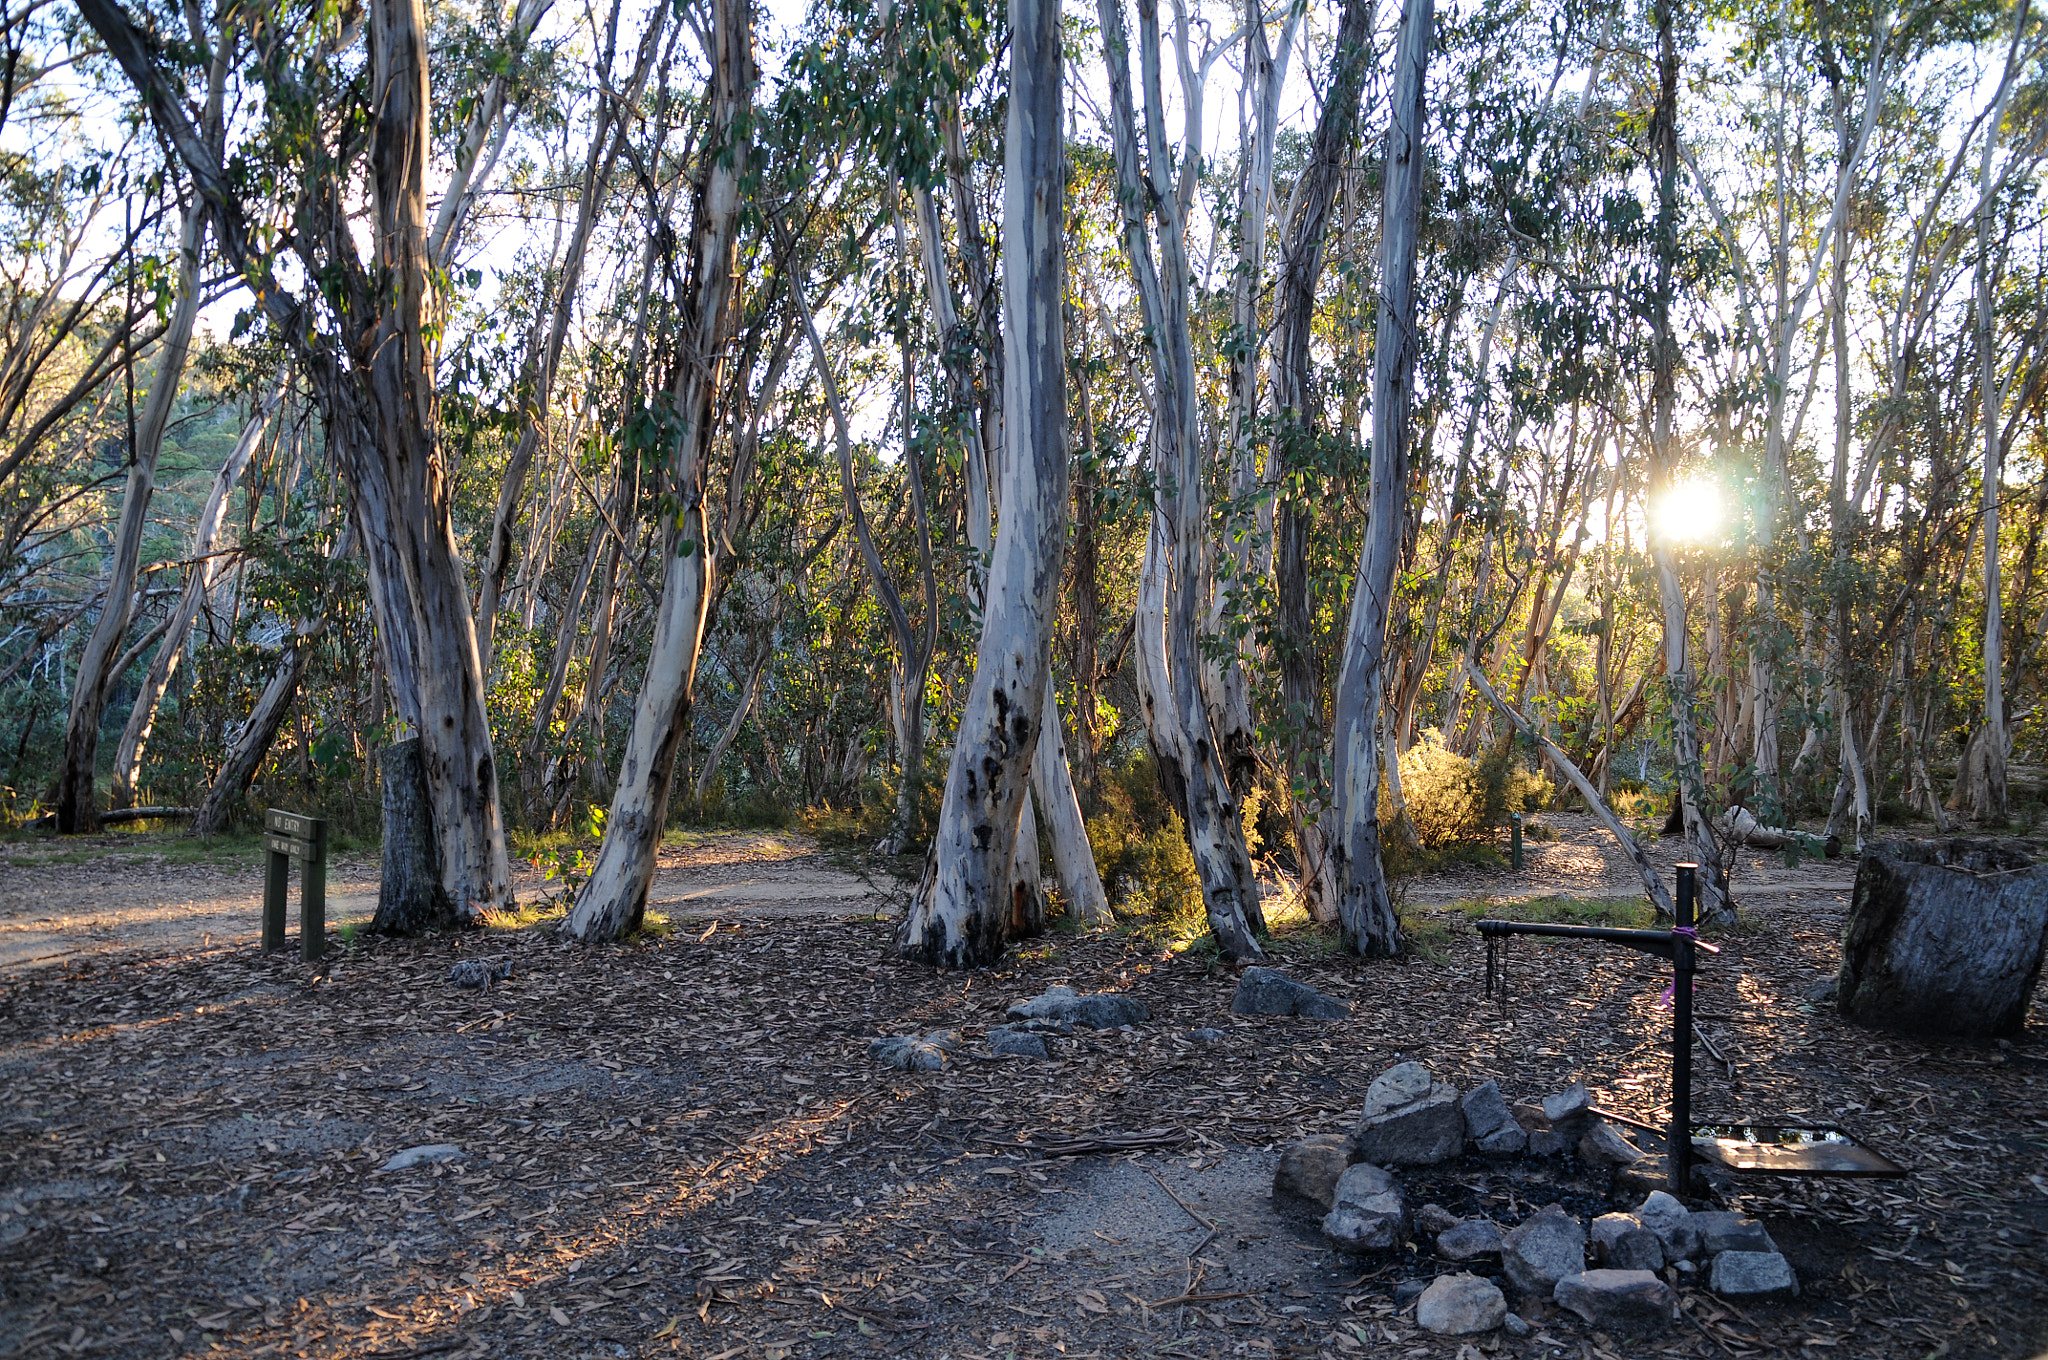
[
  {"left": 894, "top": 0, "right": 1069, "bottom": 965},
  {"left": 565, "top": 0, "right": 757, "bottom": 942},
  {"left": 1328, "top": 0, "right": 1431, "bottom": 957},
  {"left": 75, "top": 0, "right": 560, "bottom": 918},
  {"left": 1094, "top": 0, "right": 1264, "bottom": 959}
]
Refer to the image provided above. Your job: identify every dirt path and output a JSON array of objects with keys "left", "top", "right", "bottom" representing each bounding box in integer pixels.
[
  {"left": 1401, "top": 811, "right": 1862, "bottom": 914},
  {"left": 0, "top": 831, "right": 893, "bottom": 976}
]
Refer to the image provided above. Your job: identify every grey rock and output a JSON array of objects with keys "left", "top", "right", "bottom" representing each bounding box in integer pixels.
[
  {"left": 1803, "top": 975, "right": 1840, "bottom": 1004},
  {"left": 1323, "top": 1163, "right": 1408, "bottom": 1252},
  {"left": 1613, "top": 1156, "right": 1712, "bottom": 1200},
  {"left": 1512, "top": 1100, "right": 1551, "bottom": 1132},
  {"left": 1392, "top": 1278, "right": 1430, "bottom": 1307},
  {"left": 1590, "top": 1212, "right": 1643, "bottom": 1257},
  {"left": 869, "top": 1036, "right": 949, "bottom": 1070},
  {"left": 1501, "top": 1204, "right": 1587, "bottom": 1296},
  {"left": 1231, "top": 966, "right": 1351, "bottom": 1018},
  {"left": 1416, "top": 1273, "right": 1508, "bottom": 1335},
  {"left": 987, "top": 1027, "right": 1049, "bottom": 1059},
  {"left": 1527, "top": 1129, "right": 1571, "bottom": 1157},
  {"left": 1608, "top": 1228, "right": 1665, "bottom": 1272},
  {"left": 382, "top": 1144, "right": 463, "bottom": 1171},
  {"left": 447, "top": 959, "right": 512, "bottom": 990},
  {"left": 1005, "top": 985, "right": 1148, "bottom": 1029},
  {"left": 1709, "top": 1250, "right": 1798, "bottom": 1299},
  {"left": 1580, "top": 1120, "right": 1645, "bottom": 1167},
  {"left": 1503, "top": 1313, "right": 1533, "bottom": 1338},
  {"left": 1005, "top": 1016, "right": 1075, "bottom": 1036},
  {"left": 1695, "top": 1211, "right": 1777, "bottom": 1256},
  {"left": 1636, "top": 1191, "right": 1700, "bottom": 1260},
  {"left": 1460, "top": 1080, "right": 1518, "bottom": 1140},
  {"left": 1186, "top": 1027, "right": 1227, "bottom": 1043},
  {"left": 1553, "top": 1269, "right": 1679, "bottom": 1330},
  {"left": 1416, "top": 1203, "right": 1461, "bottom": 1236},
  {"left": 1274, "top": 1133, "right": 1357, "bottom": 1213},
  {"left": 1361, "top": 1062, "right": 1436, "bottom": 1117},
  {"left": 1475, "top": 1122, "right": 1529, "bottom": 1155},
  {"left": 1352, "top": 1069, "right": 1466, "bottom": 1166},
  {"left": 1436, "top": 1218, "right": 1504, "bottom": 1261},
  {"left": 1542, "top": 1082, "right": 1594, "bottom": 1124}
]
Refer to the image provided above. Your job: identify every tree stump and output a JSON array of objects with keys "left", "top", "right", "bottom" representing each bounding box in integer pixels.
[
  {"left": 372, "top": 738, "right": 451, "bottom": 934},
  {"left": 1838, "top": 838, "right": 2048, "bottom": 1038}
]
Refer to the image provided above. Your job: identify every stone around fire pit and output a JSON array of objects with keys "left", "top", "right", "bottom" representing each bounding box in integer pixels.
[
  {"left": 1231, "top": 967, "right": 1351, "bottom": 1019},
  {"left": 1351, "top": 1063, "right": 1466, "bottom": 1165},
  {"left": 1636, "top": 1191, "right": 1701, "bottom": 1260},
  {"left": 1710, "top": 1250, "right": 1799, "bottom": 1299},
  {"left": 1416, "top": 1273, "right": 1508, "bottom": 1335},
  {"left": 1554, "top": 1269, "right": 1679, "bottom": 1330},
  {"left": 1461, "top": 1081, "right": 1527, "bottom": 1155},
  {"left": 1322, "top": 1163, "right": 1408, "bottom": 1251},
  {"left": 1579, "top": 1120, "right": 1645, "bottom": 1167},
  {"left": 1273, "top": 1133, "right": 1358, "bottom": 1213},
  {"left": 1502, "top": 1204, "right": 1587, "bottom": 1296},
  {"left": 1436, "top": 1218, "right": 1505, "bottom": 1261},
  {"left": 1591, "top": 1212, "right": 1654, "bottom": 1265},
  {"left": 1416, "top": 1203, "right": 1460, "bottom": 1236},
  {"left": 1696, "top": 1211, "right": 1777, "bottom": 1255}
]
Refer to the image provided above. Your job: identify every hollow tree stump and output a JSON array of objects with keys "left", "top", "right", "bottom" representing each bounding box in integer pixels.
[
  {"left": 372, "top": 738, "right": 452, "bottom": 934},
  {"left": 1838, "top": 838, "right": 2048, "bottom": 1038}
]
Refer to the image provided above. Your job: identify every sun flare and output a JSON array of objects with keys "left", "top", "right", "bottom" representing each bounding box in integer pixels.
[{"left": 1652, "top": 479, "right": 1724, "bottom": 545}]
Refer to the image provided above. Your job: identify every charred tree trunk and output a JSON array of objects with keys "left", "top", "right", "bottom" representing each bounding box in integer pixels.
[
  {"left": 895, "top": 0, "right": 1067, "bottom": 966},
  {"left": 373, "top": 737, "right": 450, "bottom": 931},
  {"left": 1268, "top": 0, "right": 1373, "bottom": 925}
]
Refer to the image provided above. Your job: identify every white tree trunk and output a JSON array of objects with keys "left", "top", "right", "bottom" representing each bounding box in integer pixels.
[
  {"left": 1032, "top": 680, "right": 1110, "bottom": 923},
  {"left": 55, "top": 203, "right": 207, "bottom": 832},
  {"left": 566, "top": 0, "right": 752, "bottom": 941},
  {"left": 895, "top": 0, "right": 1067, "bottom": 966},
  {"left": 111, "top": 377, "right": 282, "bottom": 809},
  {"left": 1096, "top": 0, "right": 1263, "bottom": 958},
  {"left": 1330, "top": 0, "right": 1431, "bottom": 957}
]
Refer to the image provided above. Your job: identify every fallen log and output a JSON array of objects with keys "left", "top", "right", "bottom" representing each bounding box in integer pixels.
[
  {"left": 1717, "top": 805, "right": 1840, "bottom": 859},
  {"left": 31, "top": 804, "right": 197, "bottom": 828}
]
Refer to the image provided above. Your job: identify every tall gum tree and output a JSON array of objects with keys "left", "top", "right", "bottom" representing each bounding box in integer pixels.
[
  {"left": 77, "top": 0, "right": 514, "bottom": 919},
  {"left": 1096, "top": 0, "right": 1263, "bottom": 959},
  {"left": 894, "top": 0, "right": 1068, "bottom": 967},
  {"left": 1329, "top": 0, "right": 1431, "bottom": 958},
  {"left": 564, "top": 0, "right": 756, "bottom": 942}
]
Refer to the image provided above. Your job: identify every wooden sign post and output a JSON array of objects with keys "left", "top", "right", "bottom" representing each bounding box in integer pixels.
[{"left": 263, "top": 809, "right": 328, "bottom": 961}]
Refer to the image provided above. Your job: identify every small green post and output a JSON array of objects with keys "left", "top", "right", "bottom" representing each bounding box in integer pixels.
[
  {"left": 1510, "top": 812, "right": 1524, "bottom": 871},
  {"left": 263, "top": 845, "right": 289, "bottom": 951},
  {"left": 301, "top": 817, "right": 328, "bottom": 962}
]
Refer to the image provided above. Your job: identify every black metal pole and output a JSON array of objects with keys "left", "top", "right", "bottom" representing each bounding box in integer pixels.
[{"left": 1672, "top": 862, "right": 1696, "bottom": 1195}]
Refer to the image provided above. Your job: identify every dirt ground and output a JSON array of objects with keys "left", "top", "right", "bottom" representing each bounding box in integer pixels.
[
  {"left": 0, "top": 831, "right": 895, "bottom": 975},
  {"left": 1, "top": 824, "right": 2044, "bottom": 1360}
]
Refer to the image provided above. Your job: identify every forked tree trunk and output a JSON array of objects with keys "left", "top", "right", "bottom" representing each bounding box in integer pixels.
[
  {"left": 188, "top": 526, "right": 354, "bottom": 837},
  {"left": 894, "top": 0, "right": 1067, "bottom": 966},
  {"left": 55, "top": 203, "right": 206, "bottom": 832},
  {"left": 564, "top": 0, "right": 753, "bottom": 942},
  {"left": 1329, "top": 0, "right": 1430, "bottom": 958},
  {"left": 1962, "top": 5, "right": 2024, "bottom": 823},
  {"left": 1096, "top": 0, "right": 1263, "bottom": 959},
  {"left": 360, "top": 0, "right": 512, "bottom": 917},
  {"left": 112, "top": 377, "right": 282, "bottom": 809},
  {"left": 1032, "top": 681, "right": 1110, "bottom": 923}
]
